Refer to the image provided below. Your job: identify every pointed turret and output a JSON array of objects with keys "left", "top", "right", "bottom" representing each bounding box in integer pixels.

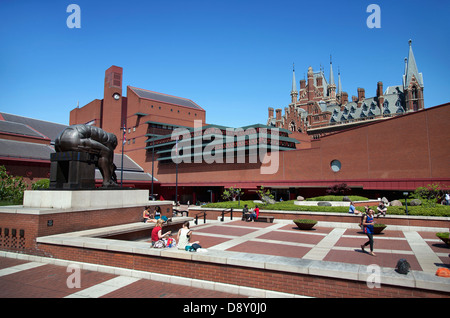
[
  {"left": 328, "top": 56, "right": 336, "bottom": 100},
  {"left": 329, "top": 55, "right": 335, "bottom": 85},
  {"left": 337, "top": 67, "right": 342, "bottom": 95},
  {"left": 403, "top": 40, "right": 424, "bottom": 111},
  {"left": 290, "top": 63, "right": 298, "bottom": 104},
  {"left": 404, "top": 40, "right": 424, "bottom": 89}
]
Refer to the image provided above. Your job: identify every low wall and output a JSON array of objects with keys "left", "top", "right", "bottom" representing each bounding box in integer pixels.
[
  {"left": 33, "top": 234, "right": 450, "bottom": 298},
  {"left": 0, "top": 197, "right": 173, "bottom": 254},
  {"left": 190, "top": 207, "right": 450, "bottom": 231}
]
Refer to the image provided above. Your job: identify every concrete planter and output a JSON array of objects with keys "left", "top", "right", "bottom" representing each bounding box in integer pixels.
[
  {"left": 373, "top": 224, "right": 387, "bottom": 234},
  {"left": 436, "top": 232, "right": 449, "bottom": 246},
  {"left": 293, "top": 219, "right": 317, "bottom": 230}
]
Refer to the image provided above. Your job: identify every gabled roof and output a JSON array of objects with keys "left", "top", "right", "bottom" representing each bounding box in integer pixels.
[
  {"left": 0, "top": 120, "right": 47, "bottom": 139},
  {"left": 0, "top": 112, "right": 67, "bottom": 142},
  {"left": 129, "top": 86, "right": 204, "bottom": 111},
  {"left": 0, "top": 139, "right": 54, "bottom": 161}
]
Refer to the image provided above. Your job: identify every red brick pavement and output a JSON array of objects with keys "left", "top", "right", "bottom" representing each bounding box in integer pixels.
[
  {"left": 0, "top": 258, "right": 244, "bottom": 298},
  {"left": 1, "top": 219, "right": 449, "bottom": 298}
]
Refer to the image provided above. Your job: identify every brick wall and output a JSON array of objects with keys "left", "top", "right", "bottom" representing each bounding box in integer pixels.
[
  {"left": 0, "top": 203, "right": 172, "bottom": 253},
  {"left": 35, "top": 243, "right": 449, "bottom": 298}
]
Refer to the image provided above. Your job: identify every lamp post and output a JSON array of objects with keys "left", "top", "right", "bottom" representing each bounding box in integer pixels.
[
  {"left": 151, "top": 126, "right": 154, "bottom": 200},
  {"left": 121, "top": 123, "right": 126, "bottom": 188},
  {"left": 403, "top": 192, "right": 409, "bottom": 215}
]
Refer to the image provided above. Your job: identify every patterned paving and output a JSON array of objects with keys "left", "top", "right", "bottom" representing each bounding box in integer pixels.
[
  {"left": 0, "top": 219, "right": 448, "bottom": 298},
  {"left": 188, "top": 220, "right": 449, "bottom": 272}
]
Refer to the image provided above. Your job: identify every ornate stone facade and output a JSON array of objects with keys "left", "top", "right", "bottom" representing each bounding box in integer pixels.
[{"left": 268, "top": 40, "right": 424, "bottom": 139}]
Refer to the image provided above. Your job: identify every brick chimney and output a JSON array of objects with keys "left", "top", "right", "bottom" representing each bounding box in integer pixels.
[
  {"left": 268, "top": 107, "right": 274, "bottom": 118},
  {"left": 300, "top": 79, "right": 306, "bottom": 89},
  {"left": 377, "top": 82, "right": 384, "bottom": 110},
  {"left": 341, "top": 92, "right": 348, "bottom": 105},
  {"left": 357, "top": 88, "right": 365, "bottom": 107},
  {"left": 276, "top": 109, "right": 282, "bottom": 120}
]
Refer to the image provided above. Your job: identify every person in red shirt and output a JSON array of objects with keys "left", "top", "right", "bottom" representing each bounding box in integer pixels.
[
  {"left": 249, "top": 205, "right": 259, "bottom": 222},
  {"left": 151, "top": 219, "right": 171, "bottom": 246}
]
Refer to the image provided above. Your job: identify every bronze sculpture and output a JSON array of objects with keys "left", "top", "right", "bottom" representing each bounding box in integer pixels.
[{"left": 54, "top": 124, "right": 119, "bottom": 188}]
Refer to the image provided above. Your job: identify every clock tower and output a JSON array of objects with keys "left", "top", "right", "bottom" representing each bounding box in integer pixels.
[{"left": 102, "top": 65, "right": 124, "bottom": 138}]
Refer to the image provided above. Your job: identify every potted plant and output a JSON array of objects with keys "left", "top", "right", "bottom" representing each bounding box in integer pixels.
[
  {"left": 436, "top": 232, "right": 449, "bottom": 246},
  {"left": 293, "top": 219, "right": 317, "bottom": 230},
  {"left": 373, "top": 223, "right": 387, "bottom": 234}
]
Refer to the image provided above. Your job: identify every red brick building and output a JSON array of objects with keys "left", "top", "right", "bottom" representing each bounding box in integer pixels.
[{"left": 70, "top": 62, "right": 449, "bottom": 203}]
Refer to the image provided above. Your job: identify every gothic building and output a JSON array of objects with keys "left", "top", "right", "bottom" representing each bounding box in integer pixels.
[{"left": 267, "top": 40, "right": 424, "bottom": 139}]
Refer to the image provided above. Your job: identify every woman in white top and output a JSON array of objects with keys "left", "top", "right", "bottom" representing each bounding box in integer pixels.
[{"left": 177, "top": 221, "right": 200, "bottom": 250}]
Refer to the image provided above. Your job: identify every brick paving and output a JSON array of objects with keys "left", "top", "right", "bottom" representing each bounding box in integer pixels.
[
  {"left": 1, "top": 218, "right": 449, "bottom": 298},
  {"left": 0, "top": 257, "right": 243, "bottom": 298}
]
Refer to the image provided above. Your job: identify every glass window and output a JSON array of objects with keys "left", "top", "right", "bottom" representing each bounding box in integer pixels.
[{"left": 330, "top": 160, "right": 341, "bottom": 172}]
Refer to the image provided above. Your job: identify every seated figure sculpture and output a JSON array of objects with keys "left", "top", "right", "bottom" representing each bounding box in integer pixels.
[{"left": 54, "top": 124, "right": 119, "bottom": 188}]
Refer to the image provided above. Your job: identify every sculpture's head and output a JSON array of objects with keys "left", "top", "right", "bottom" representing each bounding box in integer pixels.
[{"left": 109, "top": 133, "right": 118, "bottom": 150}]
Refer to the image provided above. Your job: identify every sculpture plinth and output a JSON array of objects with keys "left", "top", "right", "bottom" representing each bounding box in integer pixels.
[{"left": 49, "top": 151, "right": 98, "bottom": 190}]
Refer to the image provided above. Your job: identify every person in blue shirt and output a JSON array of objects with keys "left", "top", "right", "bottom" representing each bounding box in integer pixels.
[
  {"left": 348, "top": 202, "right": 360, "bottom": 215},
  {"left": 361, "top": 209, "right": 376, "bottom": 256}
]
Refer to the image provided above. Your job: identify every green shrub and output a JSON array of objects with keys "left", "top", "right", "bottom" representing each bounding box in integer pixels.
[
  {"left": 436, "top": 232, "right": 449, "bottom": 239},
  {"left": 202, "top": 199, "right": 450, "bottom": 217},
  {"left": 293, "top": 219, "right": 317, "bottom": 224},
  {"left": 32, "top": 178, "right": 49, "bottom": 190},
  {"left": 305, "top": 195, "right": 369, "bottom": 202},
  {"left": 0, "top": 165, "right": 26, "bottom": 204}
]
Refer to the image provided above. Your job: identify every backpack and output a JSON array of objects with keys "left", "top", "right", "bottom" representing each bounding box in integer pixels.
[
  {"left": 395, "top": 259, "right": 411, "bottom": 275},
  {"left": 359, "top": 213, "right": 367, "bottom": 229},
  {"left": 435, "top": 268, "right": 450, "bottom": 277}
]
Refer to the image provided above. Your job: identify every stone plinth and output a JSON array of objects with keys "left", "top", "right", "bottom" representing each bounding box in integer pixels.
[
  {"left": 23, "top": 189, "right": 152, "bottom": 209},
  {"left": 49, "top": 151, "right": 98, "bottom": 190}
]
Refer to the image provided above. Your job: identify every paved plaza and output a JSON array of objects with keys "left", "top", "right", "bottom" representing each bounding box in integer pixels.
[
  {"left": 186, "top": 219, "right": 449, "bottom": 273},
  {"left": 0, "top": 217, "right": 448, "bottom": 298}
]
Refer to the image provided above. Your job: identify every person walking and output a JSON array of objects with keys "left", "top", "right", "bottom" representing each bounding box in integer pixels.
[{"left": 361, "top": 208, "right": 376, "bottom": 256}]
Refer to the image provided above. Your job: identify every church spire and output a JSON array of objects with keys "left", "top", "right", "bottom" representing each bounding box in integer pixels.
[
  {"left": 337, "top": 67, "right": 342, "bottom": 95},
  {"left": 404, "top": 39, "right": 424, "bottom": 88},
  {"left": 291, "top": 63, "right": 297, "bottom": 93},
  {"left": 329, "top": 55, "right": 335, "bottom": 85},
  {"left": 290, "top": 63, "right": 298, "bottom": 103}
]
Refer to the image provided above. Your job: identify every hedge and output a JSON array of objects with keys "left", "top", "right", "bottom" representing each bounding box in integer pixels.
[{"left": 202, "top": 200, "right": 450, "bottom": 217}]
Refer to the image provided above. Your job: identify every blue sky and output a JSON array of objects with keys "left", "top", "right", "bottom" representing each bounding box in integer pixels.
[{"left": 0, "top": 0, "right": 449, "bottom": 127}]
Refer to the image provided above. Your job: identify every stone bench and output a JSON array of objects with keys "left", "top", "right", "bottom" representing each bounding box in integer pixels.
[{"left": 256, "top": 216, "right": 274, "bottom": 223}]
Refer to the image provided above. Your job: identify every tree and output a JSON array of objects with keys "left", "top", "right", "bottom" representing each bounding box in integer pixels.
[
  {"left": 326, "top": 183, "right": 351, "bottom": 195},
  {"left": 0, "top": 165, "right": 27, "bottom": 204},
  {"left": 221, "top": 186, "right": 244, "bottom": 201},
  {"left": 410, "top": 183, "right": 447, "bottom": 207},
  {"left": 256, "top": 186, "right": 275, "bottom": 204}
]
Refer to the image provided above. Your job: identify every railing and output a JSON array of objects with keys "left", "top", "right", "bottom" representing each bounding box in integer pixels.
[
  {"left": 173, "top": 209, "right": 189, "bottom": 217},
  {"left": 194, "top": 211, "right": 207, "bottom": 225},
  {"left": 220, "top": 208, "right": 233, "bottom": 222}
]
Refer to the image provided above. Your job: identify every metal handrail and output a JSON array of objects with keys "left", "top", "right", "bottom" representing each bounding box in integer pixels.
[
  {"left": 194, "top": 211, "right": 207, "bottom": 225},
  {"left": 220, "top": 208, "right": 233, "bottom": 222},
  {"left": 173, "top": 209, "right": 189, "bottom": 217}
]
